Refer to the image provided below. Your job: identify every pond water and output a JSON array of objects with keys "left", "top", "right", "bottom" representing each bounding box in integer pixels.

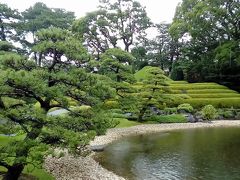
[{"left": 95, "top": 127, "right": 240, "bottom": 180}]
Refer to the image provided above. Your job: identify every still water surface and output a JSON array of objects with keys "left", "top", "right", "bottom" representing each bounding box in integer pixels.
[{"left": 95, "top": 127, "right": 240, "bottom": 180}]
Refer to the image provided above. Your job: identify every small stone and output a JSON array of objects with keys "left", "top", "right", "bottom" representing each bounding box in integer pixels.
[{"left": 91, "top": 145, "right": 105, "bottom": 152}]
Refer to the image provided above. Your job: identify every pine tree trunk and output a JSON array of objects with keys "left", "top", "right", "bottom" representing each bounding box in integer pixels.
[{"left": 3, "top": 164, "right": 24, "bottom": 180}]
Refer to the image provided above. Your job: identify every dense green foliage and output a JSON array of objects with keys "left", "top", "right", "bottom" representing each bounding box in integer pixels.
[
  {"left": 169, "top": 0, "right": 240, "bottom": 88},
  {"left": 0, "top": 0, "right": 240, "bottom": 179},
  {"left": 177, "top": 103, "right": 193, "bottom": 113},
  {"left": 201, "top": 105, "right": 218, "bottom": 120},
  {"left": 0, "top": 25, "right": 115, "bottom": 180},
  {"left": 0, "top": 135, "right": 54, "bottom": 180}
]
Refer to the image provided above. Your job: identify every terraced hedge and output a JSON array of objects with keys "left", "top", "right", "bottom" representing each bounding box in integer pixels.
[
  {"left": 184, "top": 98, "right": 240, "bottom": 108},
  {"left": 134, "top": 67, "right": 240, "bottom": 108},
  {"left": 170, "top": 84, "right": 227, "bottom": 90},
  {"left": 168, "top": 81, "right": 240, "bottom": 108},
  {"left": 188, "top": 93, "right": 240, "bottom": 98},
  {"left": 171, "top": 89, "right": 237, "bottom": 94}
]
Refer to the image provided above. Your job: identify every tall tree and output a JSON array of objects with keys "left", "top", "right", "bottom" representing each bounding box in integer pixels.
[
  {"left": 17, "top": 2, "right": 75, "bottom": 59},
  {"left": 99, "top": 0, "right": 152, "bottom": 52},
  {"left": 0, "top": 3, "right": 20, "bottom": 41},
  {"left": 137, "top": 67, "right": 169, "bottom": 121},
  {"left": 72, "top": 10, "right": 118, "bottom": 59},
  {"left": 99, "top": 48, "right": 135, "bottom": 83},
  {"left": 131, "top": 46, "right": 148, "bottom": 71},
  {"left": 170, "top": 0, "right": 240, "bottom": 82},
  {"left": 0, "top": 28, "right": 115, "bottom": 180},
  {"left": 73, "top": 0, "right": 152, "bottom": 55},
  {"left": 32, "top": 27, "right": 89, "bottom": 67},
  {"left": 148, "top": 23, "right": 172, "bottom": 70}
]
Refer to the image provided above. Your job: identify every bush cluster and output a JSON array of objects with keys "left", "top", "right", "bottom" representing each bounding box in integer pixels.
[
  {"left": 218, "top": 108, "right": 240, "bottom": 119},
  {"left": 177, "top": 103, "right": 194, "bottom": 113},
  {"left": 163, "top": 107, "right": 177, "bottom": 114}
]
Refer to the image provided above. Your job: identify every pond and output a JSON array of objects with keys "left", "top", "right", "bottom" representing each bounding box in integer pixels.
[{"left": 95, "top": 127, "right": 240, "bottom": 180}]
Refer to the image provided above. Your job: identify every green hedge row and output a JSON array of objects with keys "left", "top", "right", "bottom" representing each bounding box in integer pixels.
[
  {"left": 188, "top": 93, "right": 240, "bottom": 98},
  {"left": 181, "top": 98, "right": 240, "bottom": 108},
  {"left": 170, "top": 84, "right": 228, "bottom": 90},
  {"left": 169, "top": 81, "right": 221, "bottom": 86},
  {"left": 168, "top": 81, "right": 188, "bottom": 84},
  {"left": 147, "top": 114, "right": 187, "bottom": 123},
  {"left": 171, "top": 89, "right": 237, "bottom": 94}
]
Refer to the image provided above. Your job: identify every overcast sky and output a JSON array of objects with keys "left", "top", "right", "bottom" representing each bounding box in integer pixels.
[{"left": 1, "top": 0, "right": 182, "bottom": 23}]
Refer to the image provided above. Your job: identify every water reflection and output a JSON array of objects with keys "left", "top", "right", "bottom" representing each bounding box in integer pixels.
[{"left": 96, "top": 127, "right": 240, "bottom": 180}]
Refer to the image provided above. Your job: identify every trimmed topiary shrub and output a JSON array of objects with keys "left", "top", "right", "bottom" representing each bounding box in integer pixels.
[
  {"left": 171, "top": 89, "right": 237, "bottom": 94},
  {"left": 177, "top": 103, "right": 194, "bottom": 113},
  {"left": 188, "top": 93, "right": 240, "bottom": 98},
  {"left": 201, "top": 105, "right": 218, "bottom": 120},
  {"left": 163, "top": 107, "right": 177, "bottom": 114},
  {"left": 170, "top": 84, "right": 228, "bottom": 90},
  {"left": 147, "top": 114, "right": 187, "bottom": 123}
]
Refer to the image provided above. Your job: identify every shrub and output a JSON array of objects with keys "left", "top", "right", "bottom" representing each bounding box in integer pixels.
[
  {"left": 201, "top": 105, "right": 218, "bottom": 120},
  {"left": 110, "top": 109, "right": 123, "bottom": 114},
  {"left": 177, "top": 103, "right": 194, "bottom": 113},
  {"left": 218, "top": 109, "right": 235, "bottom": 119},
  {"left": 163, "top": 107, "right": 177, "bottom": 114},
  {"left": 135, "top": 66, "right": 172, "bottom": 82},
  {"left": 111, "top": 113, "right": 126, "bottom": 118},
  {"left": 236, "top": 112, "right": 240, "bottom": 119},
  {"left": 147, "top": 114, "right": 187, "bottom": 123},
  {"left": 104, "top": 100, "right": 119, "bottom": 109}
]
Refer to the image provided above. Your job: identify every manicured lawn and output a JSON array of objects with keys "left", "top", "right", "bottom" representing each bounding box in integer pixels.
[
  {"left": 115, "top": 118, "right": 142, "bottom": 128},
  {"left": 147, "top": 114, "right": 187, "bottom": 123},
  {"left": 115, "top": 118, "right": 157, "bottom": 128}
]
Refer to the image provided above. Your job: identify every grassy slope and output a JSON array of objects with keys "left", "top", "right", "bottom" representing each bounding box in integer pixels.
[
  {"left": 115, "top": 118, "right": 157, "bottom": 128},
  {"left": 134, "top": 66, "right": 172, "bottom": 82},
  {"left": 134, "top": 66, "right": 240, "bottom": 108},
  {"left": 0, "top": 134, "right": 54, "bottom": 180}
]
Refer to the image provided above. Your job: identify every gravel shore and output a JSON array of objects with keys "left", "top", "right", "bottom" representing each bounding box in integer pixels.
[
  {"left": 45, "top": 120, "right": 240, "bottom": 180},
  {"left": 90, "top": 120, "right": 240, "bottom": 147}
]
